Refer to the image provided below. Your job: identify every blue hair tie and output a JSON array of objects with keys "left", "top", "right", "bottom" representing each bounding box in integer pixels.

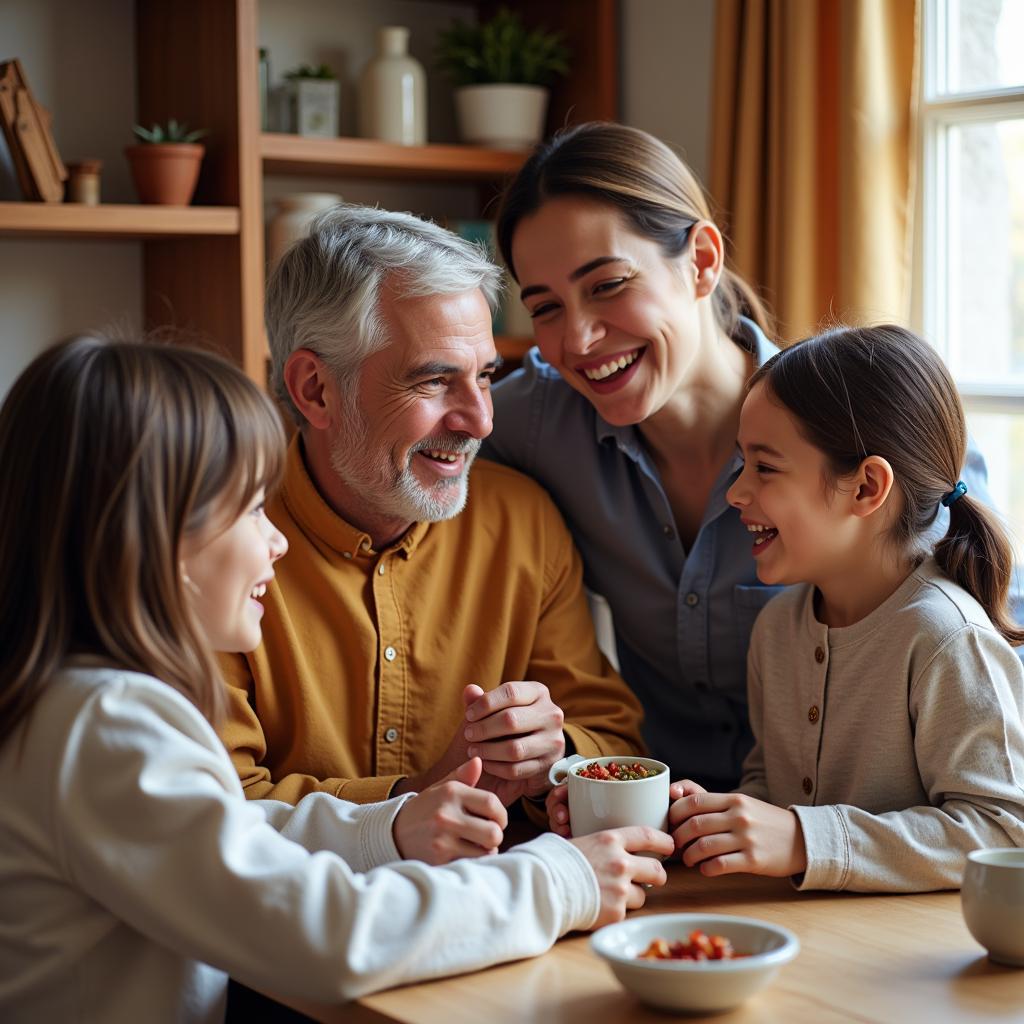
[{"left": 941, "top": 480, "right": 967, "bottom": 507}]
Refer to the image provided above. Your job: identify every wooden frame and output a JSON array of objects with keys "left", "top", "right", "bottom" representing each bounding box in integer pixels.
[{"left": 0, "top": 59, "right": 67, "bottom": 202}]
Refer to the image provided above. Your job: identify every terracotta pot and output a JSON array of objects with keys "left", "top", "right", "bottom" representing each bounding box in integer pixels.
[{"left": 124, "top": 143, "right": 205, "bottom": 205}]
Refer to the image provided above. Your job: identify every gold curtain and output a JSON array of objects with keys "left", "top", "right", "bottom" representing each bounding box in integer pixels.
[{"left": 709, "top": 0, "right": 919, "bottom": 343}]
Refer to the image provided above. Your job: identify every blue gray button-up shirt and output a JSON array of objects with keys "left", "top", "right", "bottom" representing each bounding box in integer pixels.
[{"left": 483, "top": 318, "right": 1014, "bottom": 788}]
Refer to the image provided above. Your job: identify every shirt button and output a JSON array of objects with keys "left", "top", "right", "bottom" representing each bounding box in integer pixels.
[
  {"left": 814, "top": 646, "right": 826, "bottom": 664},
  {"left": 802, "top": 776, "right": 813, "bottom": 795},
  {"left": 384, "top": 646, "right": 397, "bottom": 662},
  {"left": 384, "top": 727, "right": 399, "bottom": 743},
  {"left": 663, "top": 524, "right": 675, "bottom": 538},
  {"left": 808, "top": 705, "right": 820, "bottom": 723},
  {"left": 685, "top": 592, "right": 699, "bottom": 608},
  {"left": 342, "top": 551, "right": 353, "bottom": 560},
  {"left": 377, "top": 564, "right": 385, "bottom": 575}
]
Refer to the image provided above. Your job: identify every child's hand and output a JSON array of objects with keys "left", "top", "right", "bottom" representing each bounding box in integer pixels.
[
  {"left": 393, "top": 757, "right": 507, "bottom": 865},
  {"left": 669, "top": 790, "right": 807, "bottom": 878},
  {"left": 545, "top": 783, "right": 571, "bottom": 837},
  {"left": 569, "top": 827, "right": 674, "bottom": 928},
  {"left": 669, "top": 778, "right": 708, "bottom": 802}
]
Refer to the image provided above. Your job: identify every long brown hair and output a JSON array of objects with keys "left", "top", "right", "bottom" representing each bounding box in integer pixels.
[
  {"left": 496, "top": 121, "right": 773, "bottom": 343},
  {"left": 751, "top": 324, "right": 1023, "bottom": 646},
  {"left": 0, "top": 336, "right": 287, "bottom": 746}
]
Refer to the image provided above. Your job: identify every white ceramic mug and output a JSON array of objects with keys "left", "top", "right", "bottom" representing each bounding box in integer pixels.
[
  {"left": 548, "top": 754, "right": 670, "bottom": 838},
  {"left": 961, "top": 848, "right": 1024, "bottom": 966}
]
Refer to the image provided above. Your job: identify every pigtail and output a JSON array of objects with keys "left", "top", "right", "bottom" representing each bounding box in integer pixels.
[{"left": 934, "top": 496, "right": 1024, "bottom": 646}]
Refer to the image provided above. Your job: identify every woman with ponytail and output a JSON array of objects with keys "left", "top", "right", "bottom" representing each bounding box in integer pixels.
[
  {"left": 481, "top": 122, "right": 1007, "bottom": 796},
  {"left": 667, "top": 324, "right": 1024, "bottom": 892}
]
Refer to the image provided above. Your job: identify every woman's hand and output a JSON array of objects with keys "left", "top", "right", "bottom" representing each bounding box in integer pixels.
[
  {"left": 569, "top": 827, "right": 675, "bottom": 928},
  {"left": 393, "top": 758, "right": 507, "bottom": 865},
  {"left": 669, "top": 789, "right": 807, "bottom": 878}
]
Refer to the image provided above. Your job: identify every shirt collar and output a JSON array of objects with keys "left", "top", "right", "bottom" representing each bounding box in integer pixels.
[
  {"left": 591, "top": 316, "right": 780, "bottom": 467},
  {"left": 279, "top": 434, "right": 429, "bottom": 561}
]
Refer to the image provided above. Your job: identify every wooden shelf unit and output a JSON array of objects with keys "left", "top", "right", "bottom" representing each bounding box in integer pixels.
[
  {"left": 261, "top": 134, "right": 527, "bottom": 182},
  {"left": 104, "top": 0, "right": 616, "bottom": 384},
  {"left": 0, "top": 202, "right": 240, "bottom": 239}
]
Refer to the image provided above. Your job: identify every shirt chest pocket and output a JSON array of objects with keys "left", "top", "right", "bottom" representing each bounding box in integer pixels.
[{"left": 732, "top": 584, "right": 787, "bottom": 651}]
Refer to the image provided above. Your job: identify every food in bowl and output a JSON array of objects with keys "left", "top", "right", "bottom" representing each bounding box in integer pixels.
[
  {"left": 638, "top": 931, "right": 743, "bottom": 961},
  {"left": 575, "top": 760, "right": 664, "bottom": 781},
  {"left": 591, "top": 913, "right": 799, "bottom": 1013}
]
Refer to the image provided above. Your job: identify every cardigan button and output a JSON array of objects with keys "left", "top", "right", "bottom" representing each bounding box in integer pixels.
[
  {"left": 808, "top": 705, "right": 820, "bottom": 724},
  {"left": 802, "top": 776, "right": 813, "bottom": 795},
  {"left": 814, "top": 646, "right": 826, "bottom": 664}
]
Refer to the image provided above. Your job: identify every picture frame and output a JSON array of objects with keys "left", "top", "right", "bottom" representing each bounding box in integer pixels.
[{"left": 0, "top": 58, "right": 67, "bottom": 202}]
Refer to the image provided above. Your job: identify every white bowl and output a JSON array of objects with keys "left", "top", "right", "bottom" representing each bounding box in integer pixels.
[{"left": 590, "top": 912, "right": 799, "bottom": 1013}]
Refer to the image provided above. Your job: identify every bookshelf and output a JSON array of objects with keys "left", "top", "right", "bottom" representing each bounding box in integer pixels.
[{"left": 5, "top": 0, "right": 619, "bottom": 383}]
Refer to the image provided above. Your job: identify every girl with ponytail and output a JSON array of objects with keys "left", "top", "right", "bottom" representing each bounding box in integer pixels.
[{"left": 668, "top": 324, "right": 1024, "bottom": 892}]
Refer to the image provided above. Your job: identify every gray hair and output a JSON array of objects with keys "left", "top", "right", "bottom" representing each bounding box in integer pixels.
[{"left": 265, "top": 204, "right": 504, "bottom": 424}]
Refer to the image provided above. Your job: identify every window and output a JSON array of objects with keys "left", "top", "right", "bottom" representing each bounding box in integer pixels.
[{"left": 916, "top": 0, "right": 1024, "bottom": 556}]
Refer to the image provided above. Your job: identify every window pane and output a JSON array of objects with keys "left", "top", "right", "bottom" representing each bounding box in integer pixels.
[
  {"left": 965, "top": 409, "right": 1024, "bottom": 561},
  {"left": 938, "top": 0, "right": 1024, "bottom": 94},
  {"left": 942, "top": 118, "right": 1024, "bottom": 386}
]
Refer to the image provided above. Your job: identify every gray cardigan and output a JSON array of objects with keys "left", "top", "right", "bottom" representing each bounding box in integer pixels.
[{"left": 740, "top": 558, "right": 1024, "bottom": 892}]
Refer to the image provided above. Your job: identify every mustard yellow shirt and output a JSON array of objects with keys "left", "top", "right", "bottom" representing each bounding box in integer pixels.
[{"left": 219, "top": 437, "right": 645, "bottom": 805}]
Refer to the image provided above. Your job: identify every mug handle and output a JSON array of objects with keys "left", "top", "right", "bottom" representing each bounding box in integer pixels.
[{"left": 548, "top": 753, "right": 585, "bottom": 787}]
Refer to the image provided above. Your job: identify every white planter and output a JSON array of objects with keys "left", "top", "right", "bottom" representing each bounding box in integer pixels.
[
  {"left": 291, "top": 79, "right": 339, "bottom": 138},
  {"left": 455, "top": 84, "right": 548, "bottom": 149}
]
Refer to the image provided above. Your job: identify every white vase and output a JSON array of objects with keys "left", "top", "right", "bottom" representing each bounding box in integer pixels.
[
  {"left": 358, "top": 26, "right": 426, "bottom": 146},
  {"left": 455, "top": 84, "right": 548, "bottom": 149},
  {"left": 266, "top": 193, "right": 342, "bottom": 266}
]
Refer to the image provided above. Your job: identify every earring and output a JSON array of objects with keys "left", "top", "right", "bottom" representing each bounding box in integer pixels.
[{"left": 180, "top": 564, "right": 201, "bottom": 595}]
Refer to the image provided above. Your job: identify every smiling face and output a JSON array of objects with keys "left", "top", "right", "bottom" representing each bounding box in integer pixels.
[
  {"left": 511, "top": 195, "right": 707, "bottom": 426},
  {"left": 327, "top": 286, "right": 499, "bottom": 544},
  {"left": 180, "top": 490, "right": 288, "bottom": 653},
  {"left": 726, "top": 382, "right": 863, "bottom": 588}
]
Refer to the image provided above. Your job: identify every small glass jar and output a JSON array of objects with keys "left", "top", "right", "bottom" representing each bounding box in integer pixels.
[{"left": 65, "top": 160, "right": 102, "bottom": 205}]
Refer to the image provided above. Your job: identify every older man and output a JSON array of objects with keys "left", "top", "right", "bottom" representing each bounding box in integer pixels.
[{"left": 220, "top": 205, "right": 643, "bottom": 819}]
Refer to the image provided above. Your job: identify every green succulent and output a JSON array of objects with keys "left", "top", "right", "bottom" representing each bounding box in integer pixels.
[
  {"left": 284, "top": 63, "right": 336, "bottom": 80},
  {"left": 435, "top": 7, "right": 570, "bottom": 87},
  {"left": 131, "top": 119, "right": 207, "bottom": 144}
]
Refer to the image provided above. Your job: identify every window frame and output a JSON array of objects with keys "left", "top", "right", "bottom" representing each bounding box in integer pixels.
[{"left": 914, "top": 0, "right": 1024, "bottom": 417}]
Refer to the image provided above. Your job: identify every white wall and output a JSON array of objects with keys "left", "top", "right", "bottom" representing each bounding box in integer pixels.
[
  {"left": 0, "top": 0, "right": 718, "bottom": 397},
  {"left": 621, "top": 0, "right": 716, "bottom": 183},
  {"left": 0, "top": 0, "right": 141, "bottom": 394}
]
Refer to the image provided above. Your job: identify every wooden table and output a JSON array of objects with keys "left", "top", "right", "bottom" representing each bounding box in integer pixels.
[{"left": 284, "top": 864, "right": 1024, "bottom": 1023}]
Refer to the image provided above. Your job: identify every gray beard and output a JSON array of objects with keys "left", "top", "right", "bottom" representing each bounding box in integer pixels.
[{"left": 329, "top": 392, "right": 479, "bottom": 525}]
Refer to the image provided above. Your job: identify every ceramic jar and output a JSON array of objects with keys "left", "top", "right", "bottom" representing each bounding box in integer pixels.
[
  {"left": 65, "top": 160, "right": 102, "bottom": 205},
  {"left": 266, "top": 193, "right": 342, "bottom": 266},
  {"left": 358, "top": 26, "right": 426, "bottom": 145}
]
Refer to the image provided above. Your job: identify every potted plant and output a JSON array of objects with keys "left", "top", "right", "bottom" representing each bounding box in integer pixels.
[
  {"left": 284, "top": 63, "right": 340, "bottom": 138},
  {"left": 125, "top": 119, "right": 207, "bottom": 206},
  {"left": 435, "top": 7, "right": 570, "bottom": 149}
]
